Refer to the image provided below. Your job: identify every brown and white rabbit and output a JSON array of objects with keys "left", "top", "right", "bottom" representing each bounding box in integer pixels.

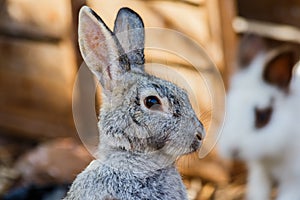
[{"left": 218, "top": 35, "right": 300, "bottom": 200}]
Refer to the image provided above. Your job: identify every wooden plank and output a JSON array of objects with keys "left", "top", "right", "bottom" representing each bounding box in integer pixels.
[
  {"left": 205, "top": 0, "right": 224, "bottom": 70},
  {"left": 0, "top": 0, "right": 72, "bottom": 39},
  {"left": 141, "top": 0, "right": 205, "bottom": 7},
  {"left": 70, "top": 0, "right": 86, "bottom": 66},
  {"left": 237, "top": 0, "right": 300, "bottom": 28},
  {"left": 0, "top": 106, "right": 76, "bottom": 139},
  {"left": 216, "top": 0, "right": 237, "bottom": 86},
  {"left": 0, "top": 38, "right": 77, "bottom": 139},
  {"left": 148, "top": 1, "right": 210, "bottom": 47},
  {"left": 87, "top": 0, "right": 165, "bottom": 28},
  {"left": 233, "top": 17, "right": 300, "bottom": 44}
]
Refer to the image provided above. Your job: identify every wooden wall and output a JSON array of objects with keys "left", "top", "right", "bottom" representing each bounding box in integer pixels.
[{"left": 0, "top": 0, "right": 77, "bottom": 139}]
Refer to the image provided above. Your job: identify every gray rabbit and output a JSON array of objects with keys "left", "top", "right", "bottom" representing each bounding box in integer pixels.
[{"left": 63, "top": 6, "right": 205, "bottom": 200}]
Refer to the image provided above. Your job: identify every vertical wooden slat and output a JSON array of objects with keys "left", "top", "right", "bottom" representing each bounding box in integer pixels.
[
  {"left": 70, "top": 0, "right": 86, "bottom": 67},
  {"left": 205, "top": 0, "right": 225, "bottom": 73},
  {"left": 216, "top": 0, "right": 237, "bottom": 87}
]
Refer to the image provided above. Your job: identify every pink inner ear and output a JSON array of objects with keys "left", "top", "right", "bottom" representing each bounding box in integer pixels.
[
  {"left": 78, "top": 7, "right": 130, "bottom": 92},
  {"left": 79, "top": 8, "right": 118, "bottom": 73},
  {"left": 81, "top": 21, "right": 109, "bottom": 66},
  {"left": 263, "top": 52, "right": 294, "bottom": 89}
]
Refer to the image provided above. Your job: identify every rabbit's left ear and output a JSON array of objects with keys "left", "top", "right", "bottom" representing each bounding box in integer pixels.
[
  {"left": 114, "top": 8, "right": 145, "bottom": 72},
  {"left": 78, "top": 6, "right": 130, "bottom": 92},
  {"left": 263, "top": 48, "right": 298, "bottom": 90}
]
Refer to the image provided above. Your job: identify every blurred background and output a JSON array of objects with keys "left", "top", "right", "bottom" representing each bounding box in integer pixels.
[{"left": 0, "top": 0, "right": 300, "bottom": 199}]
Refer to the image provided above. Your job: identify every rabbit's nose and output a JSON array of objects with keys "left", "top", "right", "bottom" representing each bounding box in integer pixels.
[
  {"left": 196, "top": 132, "right": 202, "bottom": 141},
  {"left": 196, "top": 126, "right": 205, "bottom": 141}
]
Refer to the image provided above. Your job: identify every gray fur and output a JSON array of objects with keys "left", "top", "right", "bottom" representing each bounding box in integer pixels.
[
  {"left": 64, "top": 6, "right": 205, "bottom": 200},
  {"left": 114, "top": 8, "right": 145, "bottom": 72}
]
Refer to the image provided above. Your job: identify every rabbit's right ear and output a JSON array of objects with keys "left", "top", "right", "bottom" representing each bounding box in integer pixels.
[
  {"left": 238, "top": 34, "right": 266, "bottom": 68},
  {"left": 113, "top": 8, "right": 145, "bottom": 72},
  {"left": 78, "top": 6, "right": 130, "bottom": 92}
]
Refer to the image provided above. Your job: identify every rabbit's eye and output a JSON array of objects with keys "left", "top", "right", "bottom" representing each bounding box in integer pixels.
[
  {"left": 144, "top": 96, "right": 161, "bottom": 110},
  {"left": 255, "top": 107, "right": 273, "bottom": 129}
]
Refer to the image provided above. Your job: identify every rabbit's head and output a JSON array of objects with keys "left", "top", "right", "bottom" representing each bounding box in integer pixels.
[
  {"left": 219, "top": 35, "right": 299, "bottom": 161},
  {"left": 78, "top": 6, "right": 205, "bottom": 160}
]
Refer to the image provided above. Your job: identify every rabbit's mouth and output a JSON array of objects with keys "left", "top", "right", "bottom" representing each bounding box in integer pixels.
[
  {"left": 189, "top": 128, "right": 204, "bottom": 153},
  {"left": 190, "top": 136, "right": 202, "bottom": 153}
]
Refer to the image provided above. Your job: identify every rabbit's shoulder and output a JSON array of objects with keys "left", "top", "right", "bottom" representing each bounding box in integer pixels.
[{"left": 66, "top": 159, "right": 187, "bottom": 200}]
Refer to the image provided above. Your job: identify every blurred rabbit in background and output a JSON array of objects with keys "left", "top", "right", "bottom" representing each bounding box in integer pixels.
[{"left": 218, "top": 34, "right": 300, "bottom": 200}]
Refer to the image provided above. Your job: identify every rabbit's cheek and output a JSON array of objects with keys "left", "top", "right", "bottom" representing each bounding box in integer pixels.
[{"left": 146, "top": 135, "right": 168, "bottom": 151}]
